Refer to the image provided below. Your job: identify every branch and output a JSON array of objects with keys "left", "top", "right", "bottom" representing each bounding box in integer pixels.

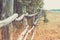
[
  {"left": 15, "top": 13, "right": 28, "bottom": 21},
  {"left": 34, "top": 19, "right": 39, "bottom": 25},
  {"left": 18, "top": 25, "right": 29, "bottom": 40},
  {"left": 15, "top": 14, "right": 25, "bottom": 21},
  {"left": 31, "top": 28, "right": 36, "bottom": 40},
  {"left": 26, "top": 13, "right": 38, "bottom": 17},
  {"left": 0, "top": 13, "right": 18, "bottom": 27},
  {"left": 23, "top": 26, "right": 35, "bottom": 40}
]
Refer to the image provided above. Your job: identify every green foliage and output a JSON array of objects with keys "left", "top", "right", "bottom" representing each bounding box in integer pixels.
[
  {"left": 26, "top": 0, "right": 44, "bottom": 14},
  {"left": 18, "top": 0, "right": 44, "bottom": 14},
  {"left": 18, "top": 0, "right": 44, "bottom": 8}
]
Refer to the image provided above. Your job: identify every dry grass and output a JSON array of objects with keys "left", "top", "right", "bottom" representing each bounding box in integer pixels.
[{"left": 34, "top": 11, "right": 60, "bottom": 40}]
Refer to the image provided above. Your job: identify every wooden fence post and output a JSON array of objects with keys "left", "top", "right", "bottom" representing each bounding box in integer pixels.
[
  {"left": 22, "top": 5, "right": 28, "bottom": 27},
  {"left": 1, "top": 0, "right": 14, "bottom": 40}
]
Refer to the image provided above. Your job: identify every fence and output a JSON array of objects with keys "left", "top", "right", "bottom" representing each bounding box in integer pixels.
[
  {"left": 0, "top": 0, "right": 46, "bottom": 40},
  {"left": 0, "top": 10, "right": 43, "bottom": 40}
]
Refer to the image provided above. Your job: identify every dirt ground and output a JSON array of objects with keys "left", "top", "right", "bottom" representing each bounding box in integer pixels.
[{"left": 34, "top": 12, "right": 60, "bottom": 40}]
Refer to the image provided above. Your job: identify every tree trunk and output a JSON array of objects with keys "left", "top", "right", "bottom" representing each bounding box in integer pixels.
[
  {"left": 1, "top": 0, "right": 14, "bottom": 40},
  {"left": 0, "top": 0, "right": 2, "bottom": 19}
]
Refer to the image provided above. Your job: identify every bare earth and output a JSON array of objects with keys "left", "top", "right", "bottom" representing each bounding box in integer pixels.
[{"left": 34, "top": 12, "right": 60, "bottom": 40}]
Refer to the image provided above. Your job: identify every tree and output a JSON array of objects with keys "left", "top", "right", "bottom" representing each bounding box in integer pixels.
[
  {"left": 17, "top": 0, "right": 44, "bottom": 14},
  {"left": 26, "top": 0, "right": 44, "bottom": 14}
]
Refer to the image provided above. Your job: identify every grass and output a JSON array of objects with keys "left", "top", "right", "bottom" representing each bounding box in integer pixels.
[{"left": 34, "top": 11, "right": 60, "bottom": 40}]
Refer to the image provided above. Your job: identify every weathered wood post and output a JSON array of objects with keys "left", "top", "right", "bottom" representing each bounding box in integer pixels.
[
  {"left": 33, "top": 9, "right": 36, "bottom": 25},
  {"left": 22, "top": 5, "right": 28, "bottom": 26},
  {"left": 1, "top": 0, "right": 14, "bottom": 40},
  {"left": 21, "top": 0, "right": 31, "bottom": 27}
]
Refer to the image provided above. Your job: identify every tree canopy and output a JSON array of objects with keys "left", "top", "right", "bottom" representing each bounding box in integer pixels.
[{"left": 17, "top": 0, "right": 44, "bottom": 14}]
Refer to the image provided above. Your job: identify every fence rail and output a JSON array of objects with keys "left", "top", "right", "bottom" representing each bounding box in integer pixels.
[
  {"left": 0, "top": 10, "right": 42, "bottom": 27},
  {"left": 0, "top": 0, "right": 46, "bottom": 40},
  {"left": 0, "top": 13, "right": 18, "bottom": 27},
  {"left": 0, "top": 9, "right": 43, "bottom": 40}
]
